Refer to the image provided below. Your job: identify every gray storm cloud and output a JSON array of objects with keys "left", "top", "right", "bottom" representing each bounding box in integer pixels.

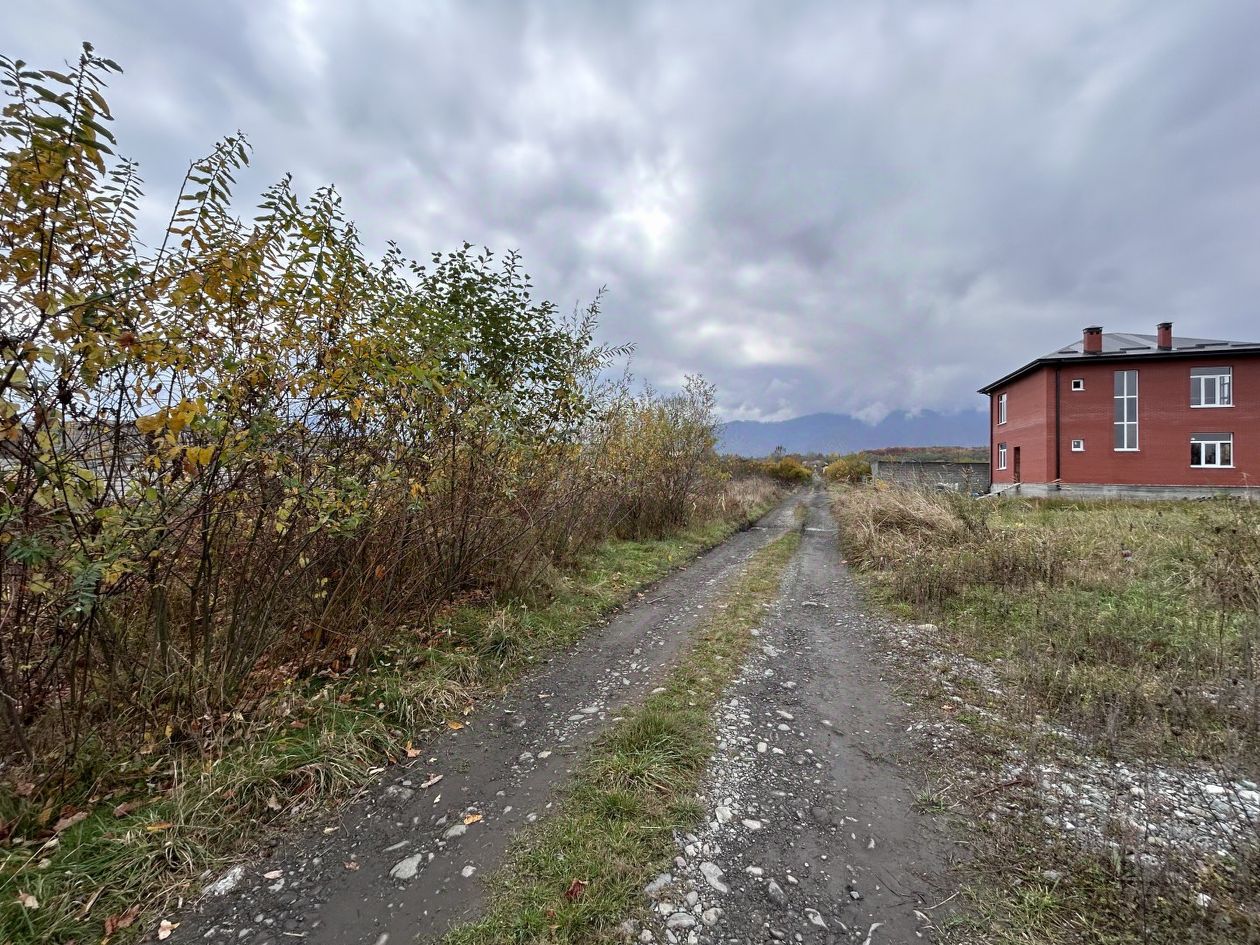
[{"left": 4, "top": 0, "right": 1259, "bottom": 421}]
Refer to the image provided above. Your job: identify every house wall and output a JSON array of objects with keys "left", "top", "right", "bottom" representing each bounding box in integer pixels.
[
  {"left": 988, "top": 354, "right": 1260, "bottom": 491},
  {"left": 989, "top": 368, "right": 1055, "bottom": 488}
]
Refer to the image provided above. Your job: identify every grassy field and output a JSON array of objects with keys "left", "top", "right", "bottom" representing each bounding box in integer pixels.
[
  {"left": 0, "top": 496, "right": 781, "bottom": 945},
  {"left": 445, "top": 527, "right": 802, "bottom": 944},
  {"left": 833, "top": 487, "right": 1259, "bottom": 944}
]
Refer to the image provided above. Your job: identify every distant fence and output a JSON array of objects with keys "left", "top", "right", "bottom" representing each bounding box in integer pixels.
[{"left": 869, "top": 459, "right": 991, "bottom": 494}]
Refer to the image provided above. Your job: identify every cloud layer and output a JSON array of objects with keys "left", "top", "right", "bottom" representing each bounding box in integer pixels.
[{"left": 6, "top": 0, "right": 1259, "bottom": 420}]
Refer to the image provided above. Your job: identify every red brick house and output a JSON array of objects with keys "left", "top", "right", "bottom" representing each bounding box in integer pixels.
[{"left": 980, "top": 323, "right": 1260, "bottom": 498}]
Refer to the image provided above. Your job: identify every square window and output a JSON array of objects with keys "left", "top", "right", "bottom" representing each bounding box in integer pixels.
[
  {"left": 1071, "top": 439, "right": 1084, "bottom": 451},
  {"left": 1191, "top": 367, "right": 1232, "bottom": 407},
  {"left": 1190, "top": 433, "right": 1234, "bottom": 468},
  {"left": 1071, "top": 379, "right": 1084, "bottom": 391}
]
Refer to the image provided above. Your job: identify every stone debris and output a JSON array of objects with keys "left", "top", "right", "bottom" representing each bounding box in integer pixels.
[{"left": 203, "top": 865, "right": 245, "bottom": 898}]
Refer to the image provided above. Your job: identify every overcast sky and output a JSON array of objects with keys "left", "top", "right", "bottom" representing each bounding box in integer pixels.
[{"left": 5, "top": 1, "right": 1259, "bottom": 422}]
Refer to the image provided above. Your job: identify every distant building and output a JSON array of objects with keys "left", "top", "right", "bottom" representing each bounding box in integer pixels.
[{"left": 979, "top": 323, "right": 1260, "bottom": 498}]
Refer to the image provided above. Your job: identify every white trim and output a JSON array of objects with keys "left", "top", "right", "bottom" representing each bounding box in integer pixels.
[
  {"left": 1071, "top": 439, "right": 1084, "bottom": 452},
  {"left": 997, "top": 443, "right": 1007, "bottom": 470},
  {"left": 1190, "top": 433, "right": 1234, "bottom": 468},
  {"left": 1071, "top": 379, "right": 1085, "bottom": 391},
  {"left": 997, "top": 392, "right": 1007, "bottom": 425},
  {"left": 1190, "top": 368, "right": 1232, "bottom": 408},
  {"left": 1113, "top": 369, "right": 1138, "bottom": 451}
]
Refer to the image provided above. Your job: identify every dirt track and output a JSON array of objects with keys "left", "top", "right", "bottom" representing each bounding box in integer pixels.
[
  {"left": 178, "top": 486, "right": 956, "bottom": 944},
  {"left": 635, "top": 485, "right": 954, "bottom": 944},
  {"left": 178, "top": 498, "right": 803, "bottom": 944}
]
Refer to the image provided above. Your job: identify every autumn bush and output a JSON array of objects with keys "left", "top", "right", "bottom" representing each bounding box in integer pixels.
[
  {"left": 764, "top": 454, "right": 812, "bottom": 483},
  {"left": 0, "top": 46, "right": 758, "bottom": 771},
  {"left": 822, "top": 452, "right": 870, "bottom": 483}
]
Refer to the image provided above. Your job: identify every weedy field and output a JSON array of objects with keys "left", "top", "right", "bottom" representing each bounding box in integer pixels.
[{"left": 833, "top": 486, "right": 1260, "bottom": 944}]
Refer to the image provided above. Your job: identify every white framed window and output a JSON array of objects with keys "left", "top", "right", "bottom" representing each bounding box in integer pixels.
[
  {"left": 1190, "top": 433, "right": 1233, "bottom": 468},
  {"left": 1071, "top": 379, "right": 1084, "bottom": 391},
  {"left": 997, "top": 392, "right": 1007, "bottom": 424},
  {"left": 997, "top": 442, "right": 1007, "bottom": 470},
  {"left": 1190, "top": 367, "right": 1232, "bottom": 407},
  {"left": 1071, "top": 439, "right": 1084, "bottom": 452},
  {"left": 1113, "top": 370, "right": 1138, "bottom": 451}
]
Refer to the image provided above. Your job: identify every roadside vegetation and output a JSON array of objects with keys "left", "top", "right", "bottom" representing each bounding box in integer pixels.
[
  {"left": 833, "top": 486, "right": 1259, "bottom": 943},
  {"left": 445, "top": 527, "right": 802, "bottom": 944},
  {"left": 0, "top": 46, "right": 786, "bottom": 943}
]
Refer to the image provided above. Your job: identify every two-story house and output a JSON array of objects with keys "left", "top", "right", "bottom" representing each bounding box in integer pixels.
[{"left": 980, "top": 323, "right": 1260, "bottom": 498}]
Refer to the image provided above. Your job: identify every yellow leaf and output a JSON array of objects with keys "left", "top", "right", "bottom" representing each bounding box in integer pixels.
[
  {"left": 463, "top": 813, "right": 483, "bottom": 825},
  {"left": 135, "top": 413, "right": 165, "bottom": 434},
  {"left": 158, "top": 918, "right": 179, "bottom": 940},
  {"left": 446, "top": 721, "right": 464, "bottom": 731},
  {"left": 145, "top": 821, "right": 173, "bottom": 832}
]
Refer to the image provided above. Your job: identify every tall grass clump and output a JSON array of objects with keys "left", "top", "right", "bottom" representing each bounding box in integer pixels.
[{"left": 833, "top": 487, "right": 1260, "bottom": 763}]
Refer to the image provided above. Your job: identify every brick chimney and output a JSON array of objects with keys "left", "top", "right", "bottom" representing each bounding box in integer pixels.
[
  {"left": 1083, "top": 326, "right": 1103, "bottom": 354},
  {"left": 1157, "top": 321, "right": 1173, "bottom": 350}
]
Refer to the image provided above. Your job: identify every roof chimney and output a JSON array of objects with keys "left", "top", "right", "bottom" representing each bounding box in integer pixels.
[
  {"left": 1083, "top": 326, "right": 1103, "bottom": 354},
  {"left": 1157, "top": 321, "right": 1172, "bottom": 350}
]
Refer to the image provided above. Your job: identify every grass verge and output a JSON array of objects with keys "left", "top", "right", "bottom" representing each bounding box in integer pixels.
[
  {"left": 0, "top": 503, "right": 782, "bottom": 945},
  {"left": 444, "top": 527, "right": 802, "bottom": 944}
]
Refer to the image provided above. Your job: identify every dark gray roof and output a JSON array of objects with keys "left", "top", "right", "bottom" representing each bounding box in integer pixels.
[{"left": 980, "top": 331, "right": 1260, "bottom": 393}]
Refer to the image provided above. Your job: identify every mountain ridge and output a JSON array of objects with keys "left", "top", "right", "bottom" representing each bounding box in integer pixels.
[{"left": 719, "top": 409, "right": 987, "bottom": 456}]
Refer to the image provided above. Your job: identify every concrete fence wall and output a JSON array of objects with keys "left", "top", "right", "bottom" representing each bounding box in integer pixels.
[{"left": 870, "top": 459, "right": 992, "bottom": 494}]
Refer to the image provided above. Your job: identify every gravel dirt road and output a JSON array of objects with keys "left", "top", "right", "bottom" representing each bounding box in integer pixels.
[
  {"left": 177, "top": 485, "right": 956, "bottom": 944},
  {"left": 635, "top": 485, "right": 956, "bottom": 944},
  {"left": 177, "top": 497, "right": 804, "bottom": 945}
]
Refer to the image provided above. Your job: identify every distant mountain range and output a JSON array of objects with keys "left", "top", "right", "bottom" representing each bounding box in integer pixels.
[{"left": 718, "top": 410, "right": 987, "bottom": 457}]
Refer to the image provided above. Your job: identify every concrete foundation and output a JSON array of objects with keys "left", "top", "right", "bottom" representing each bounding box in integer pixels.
[{"left": 991, "top": 482, "right": 1260, "bottom": 501}]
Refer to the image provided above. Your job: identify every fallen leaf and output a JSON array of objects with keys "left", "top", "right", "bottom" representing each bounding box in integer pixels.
[
  {"left": 53, "top": 811, "right": 88, "bottom": 833},
  {"left": 113, "top": 800, "right": 142, "bottom": 818},
  {"left": 157, "top": 918, "right": 179, "bottom": 940},
  {"left": 463, "top": 813, "right": 483, "bottom": 826},
  {"left": 266, "top": 794, "right": 281, "bottom": 812},
  {"left": 343, "top": 860, "right": 360, "bottom": 871},
  {"left": 288, "top": 720, "right": 307, "bottom": 730},
  {"left": 145, "top": 821, "right": 173, "bottom": 832},
  {"left": 404, "top": 742, "right": 422, "bottom": 759},
  {"left": 17, "top": 891, "right": 38, "bottom": 909},
  {"left": 263, "top": 869, "right": 282, "bottom": 880},
  {"left": 420, "top": 774, "right": 443, "bottom": 789},
  {"left": 446, "top": 721, "right": 464, "bottom": 731},
  {"left": 15, "top": 781, "right": 34, "bottom": 798},
  {"left": 104, "top": 905, "right": 141, "bottom": 934},
  {"left": 564, "top": 878, "right": 587, "bottom": 901}
]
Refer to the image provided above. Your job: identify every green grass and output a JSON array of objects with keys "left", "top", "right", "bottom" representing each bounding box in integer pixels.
[
  {"left": 444, "top": 527, "right": 802, "bottom": 944},
  {"left": 0, "top": 506, "right": 779, "bottom": 945}
]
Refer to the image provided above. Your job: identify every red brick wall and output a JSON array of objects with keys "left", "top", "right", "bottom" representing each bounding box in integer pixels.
[
  {"left": 989, "top": 368, "right": 1055, "bottom": 486},
  {"left": 989, "top": 354, "right": 1260, "bottom": 487}
]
